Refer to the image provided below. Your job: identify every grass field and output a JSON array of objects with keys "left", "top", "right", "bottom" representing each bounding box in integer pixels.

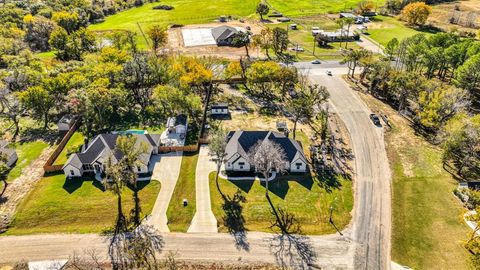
[
  {"left": 210, "top": 172, "right": 353, "bottom": 235},
  {"left": 357, "top": 92, "right": 471, "bottom": 269},
  {"left": 7, "top": 140, "right": 49, "bottom": 182},
  {"left": 166, "top": 152, "right": 198, "bottom": 232},
  {"left": 53, "top": 132, "right": 85, "bottom": 165},
  {"left": 6, "top": 174, "right": 160, "bottom": 235},
  {"left": 89, "top": 0, "right": 383, "bottom": 49},
  {"left": 367, "top": 15, "right": 436, "bottom": 46}
]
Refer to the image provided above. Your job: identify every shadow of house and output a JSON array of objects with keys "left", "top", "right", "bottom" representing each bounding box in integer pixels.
[
  {"left": 229, "top": 179, "right": 254, "bottom": 193},
  {"left": 262, "top": 179, "right": 290, "bottom": 199},
  {"left": 63, "top": 175, "right": 106, "bottom": 194}
]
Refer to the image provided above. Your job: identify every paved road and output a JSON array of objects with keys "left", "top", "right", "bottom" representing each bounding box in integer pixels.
[
  {"left": 302, "top": 66, "right": 392, "bottom": 270},
  {"left": 0, "top": 232, "right": 353, "bottom": 269},
  {"left": 187, "top": 145, "right": 218, "bottom": 233},
  {"left": 144, "top": 152, "right": 183, "bottom": 232}
]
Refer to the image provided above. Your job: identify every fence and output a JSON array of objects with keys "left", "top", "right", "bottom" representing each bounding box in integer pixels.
[
  {"left": 158, "top": 138, "right": 210, "bottom": 153},
  {"left": 43, "top": 119, "right": 81, "bottom": 173}
]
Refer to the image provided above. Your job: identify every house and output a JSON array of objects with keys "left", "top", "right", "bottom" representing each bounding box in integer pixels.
[
  {"left": 224, "top": 131, "right": 308, "bottom": 173},
  {"left": 211, "top": 103, "right": 229, "bottom": 116},
  {"left": 167, "top": 114, "right": 187, "bottom": 135},
  {"left": 57, "top": 114, "right": 75, "bottom": 132},
  {"left": 314, "top": 29, "right": 359, "bottom": 46},
  {"left": 0, "top": 140, "right": 18, "bottom": 168},
  {"left": 276, "top": 121, "right": 288, "bottom": 132},
  {"left": 212, "top": 26, "right": 241, "bottom": 46},
  {"left": 62, "top": 133, "right": 161, "bottom": 178}
]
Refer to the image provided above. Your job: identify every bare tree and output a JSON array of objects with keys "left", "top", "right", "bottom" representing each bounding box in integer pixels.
[
  {"left": 248, "top": 139, "right": 288, "bottom": 196},
  {"left": 0, "top": 88, "right": 24, "bottom": 139}
]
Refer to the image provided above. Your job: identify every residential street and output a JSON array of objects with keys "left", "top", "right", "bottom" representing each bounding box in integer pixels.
[
  {"left": 304, "top": 66, "right": 392, "bottom": 270},
  {"left": 187, "top": 145, "right": 218, "bottom": 233},
  {"left": 144, "top": 151, "right": 183, "bottom": 232}
]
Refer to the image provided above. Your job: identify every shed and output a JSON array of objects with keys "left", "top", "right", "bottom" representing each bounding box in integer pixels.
[
  {"left": 212, "top": 26, "right": 240, "bottom": 46},
  {"left": 167, "top": 114, "right": 188, "bottom": 134},
  {"left": 57, "top": 114, "right": 75, "bottom": 132},
  {"left": 289, "top": 24, "right": 297, "bottom": 30},
  {"left": 211, "top": 103, "right": 229, "bottom": 115},
  {"left": 276, "top": 121, "right": 288, "bottom": 132}
]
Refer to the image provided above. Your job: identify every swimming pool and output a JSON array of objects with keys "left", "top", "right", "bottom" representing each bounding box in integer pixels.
[{"left": 113, "top": 129, "right": 148, "bottom": 135}]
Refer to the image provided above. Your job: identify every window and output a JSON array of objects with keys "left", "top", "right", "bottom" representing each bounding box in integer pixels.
[
  {"left": 137, "top": 166, "right": 141, "bottom": 172},
  {"left": 227, "top": 162, "right": 231, "bottom": 167},
  {"left": 83, "top": 164, "right": 93, "bottom": 171},
  {"left": 238, "top": 162, "right": 245, "bottom": 165},
  {"left": 70, "top": 170, "right": 75, "bottom": 176},
  {"left": 295, "top": 162, "right": 302, "bottom": 170}
]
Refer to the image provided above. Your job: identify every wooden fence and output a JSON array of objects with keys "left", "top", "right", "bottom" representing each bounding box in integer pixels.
[
  {"left": 43, "top": 119, "right": 81, "bottom": 173},
  {"left": 158, "top": 138, "right": 209, "bottom": 153}
]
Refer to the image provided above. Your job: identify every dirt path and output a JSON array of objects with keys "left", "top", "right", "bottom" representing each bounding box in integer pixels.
[{"left": 0, "top": 147, "right": 53, "bottom": 231}]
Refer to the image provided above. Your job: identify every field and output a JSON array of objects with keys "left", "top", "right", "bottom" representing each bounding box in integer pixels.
[
  {"left": 89, "top": 0, "right": 383, "bottom": 49},
  {"left": 210, "top": 172, "right": 353, "bottom": 235},
  {"left": 357, "top": 92, "right": 471, "bottom": 269},
  {"left": 166, "top": 152, "right": 199, "bottom": 232},
  {"left": 367, "top": 15, "right": 436, "bottom": 46},
  {"left": 6, "top": 174, "right": 161, "bottom": 235},
  {"left": 7, "top": 140, "right": 49, "bottom": 182}
]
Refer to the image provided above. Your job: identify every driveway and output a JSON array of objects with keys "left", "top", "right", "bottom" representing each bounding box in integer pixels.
[
  {"left": 187, "top": 145, "right": 217, "bottom": 233},
  {"left": 306, "top": 69, "right": 392, "bottom": 270},
  {"left": 144, "top": 151, "right": 183, "bottom": 232},
  {"left": 356, "top": 34, "right": 384, "bottom": 55}
]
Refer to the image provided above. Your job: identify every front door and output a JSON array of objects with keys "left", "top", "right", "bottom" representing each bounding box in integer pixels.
[{"left": 94, "top": 164, "right": 100, "bottom": 173}]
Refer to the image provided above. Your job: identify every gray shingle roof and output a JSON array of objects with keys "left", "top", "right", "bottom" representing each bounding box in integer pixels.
[
  {"left": 225, "top": 131, "right": 306, "bottom": 164},
  {"left": 212, "top": 26, "right": 238, "bottom": 42}
]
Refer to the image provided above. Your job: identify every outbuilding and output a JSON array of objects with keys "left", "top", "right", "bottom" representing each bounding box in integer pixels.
[
  {"left": 0, "top": 140, "right": 17, "bottom": 168},
  {"left": 57, "top": 114, "right": 75, "bottom": 132},
  {"left": 211, "top": 103, "right": 229, "bottom": 116}
]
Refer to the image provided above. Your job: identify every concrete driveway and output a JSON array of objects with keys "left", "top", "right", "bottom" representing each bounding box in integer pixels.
[
  {"left": 144, "top": 151, "right": 183, "bottom": 232},
  {"left": 187, "top": 145, "right": 218, "bottom": 233}
]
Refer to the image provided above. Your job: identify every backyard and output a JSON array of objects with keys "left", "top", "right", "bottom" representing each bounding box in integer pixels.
[
  {"left": 6, "top": 174, "right": 161, "bottom": 235},
  {"left": 209, "top": 172, "right": 353, "bottom": 235},
  {"left": 53, "top": 132, "right": 85, "bottom": 165},
  {"left": 7, "top": 140, "right": 49, "bottom": 182},
  {"left": 357, "top": 92, "right": 471, "bottom": 269}
]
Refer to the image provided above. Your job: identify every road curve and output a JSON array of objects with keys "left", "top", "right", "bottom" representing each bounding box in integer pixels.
[{"left": 306, "top": 68, "right": 392, "bottom": 270}]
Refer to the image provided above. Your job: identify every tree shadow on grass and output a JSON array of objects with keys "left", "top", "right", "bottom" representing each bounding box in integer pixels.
[
  {"left": 221, "top": 189, "right": 250, "bottom": 251},
  {"left": 266, "top": 194, "right": 317, "bottom": 269},
  {"left": 314, "top": 171, "right": 344, "bottom": 193}
]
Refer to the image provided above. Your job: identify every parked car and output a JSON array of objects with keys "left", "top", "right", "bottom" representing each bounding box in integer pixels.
[
  {"left": 291, "top": 46, "right": 304, "bottom": 52},
  {"left": 369, "top": 113, "right": 381, "bottom": 126},
  {"left": 311, "top": 59, "right": 321, "bottom": 64},
  {"left": 326, "top": 70, "right": 332, "bottom": 76}
]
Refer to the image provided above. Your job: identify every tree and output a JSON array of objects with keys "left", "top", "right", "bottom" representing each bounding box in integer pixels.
[
  {"left": 388, "top": 71, "right": 423, "bottom": 111},
  {"left": 49, "top": 27, "right": 96, "bottom": 61},
  {"left": 444, "top": 114, "right": 480, "bottom": 179},
  {"left": 256, "top": 2, "right": 269, "bottom": 21},
  {"left": 208, "top": 126, "right": 228, "bottom": 192},
  {"left": 245, "top": 61, "right": 282, "bottom": 99},
  {"left": 0, "top": 88, "right": 23, "bottom": 139},
  {"left": 253, "top": 28, "right": 273, "bottom": 59},
  {"left": 18, "top": 86, "right": 54, "bottom": 129},
  {"left": 0, "top": 155, "right": 8, "bottom": 197},
  {"left": 357, "top": 0, "right": 375, "bottom": 15},
  {"left": 52, "top": 11, "right": 80, "bottom": 34},
  {"left": 455, "top": 54, "right": 480, "bottom": 92},
  {"left": 401, "top": 2, "right": 432, "bottom": 26},
  {"left": 147, "top": 25, "right": 167, "bottom": 53},
  {"left": 385, "top": 37, "right": 399, "bottom": 60},
  {"left": 286, "top": 81, "right": 329, "bottom": 139},
  {"left": 342, "top": 17, "right": 355, "bottom": 49},
  {"left": 335, "top": 18, "right": 346, "bottom": 48},
  {"left": 341, "top": 49, "right": 372, "bottom": 78},
  {"left": 23, "top": 15, "right": 57, "bottom": 52},
  {"left": 151, "top": 85, "right": 202, "bottom": 122},
  {"left": 248, "top": 139, "right": 288, "bottom": 196},
  {"left": 272, "top": 27, "right": 288, "bottom": 57},
  {"left": 103, "top": 157, "right": 128, "bottom": 234},
  {"left": 415, "top": 80, "right": 470, "bottom": 131},
  {"left": 115, "top": 135, "right": 148, "bottom": 226},
  {"left": 232, "top": 31, "right": 251, "bottom": 58}
]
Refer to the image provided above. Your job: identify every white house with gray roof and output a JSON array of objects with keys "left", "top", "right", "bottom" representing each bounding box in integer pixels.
[
  {"left": 224, "top": 131, "right": 307, "bottom": 173},
  {"left": 62, "top": 134, "right": 161, "bottom": 178}
]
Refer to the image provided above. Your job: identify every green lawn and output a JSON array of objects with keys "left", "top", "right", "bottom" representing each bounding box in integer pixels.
[
  {"left": 166, "top": 152, "right": 198, "bottom": 232},
  {"left": 367, "top": 15, "right": 436, "bottom": 46},
  {"left": 53, "top": 132, "right": 85, "bottom": 165},
  {"left": 6, "top": 174, "right": 161, "bottom": 235},
  {"left": 210, "top": 172, "right": 353, "bottom": 235},
  {"left": 357, "top": 93, "right": 471, "bottom": 269},
  {"left": 267, "top": 0, "right": 384, "bottom": 17},
  {"left": 7, "top": 140, "right": 49, "bottom": 182}
]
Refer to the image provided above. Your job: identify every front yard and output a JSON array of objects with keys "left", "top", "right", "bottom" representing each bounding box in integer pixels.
[
  {"left": 209, "top": 172, "right": 352, "bottom": 235},
  {"left": 5, "top": 174, "right": 161, "bottom": 235},
  {"left": 166, "top": 152, "right": 199, "bottom": 232}
]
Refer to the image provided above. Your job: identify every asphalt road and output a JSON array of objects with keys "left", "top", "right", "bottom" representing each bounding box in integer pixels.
[{"left": 299, "top": 63, "right": 392, "bottom": 270}]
